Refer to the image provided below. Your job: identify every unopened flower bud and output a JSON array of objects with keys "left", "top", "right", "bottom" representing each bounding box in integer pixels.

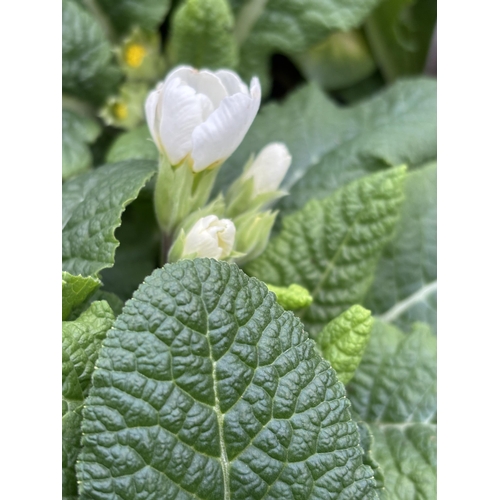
[
  {"left": 182, "top": 215, "right": 235, "bottom": 259},
  {"left": 243, "top": 142, "right": 291, "bottom": 195}
]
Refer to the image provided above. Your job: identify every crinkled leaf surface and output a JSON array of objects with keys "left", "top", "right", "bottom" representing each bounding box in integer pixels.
[
  {"left": 169, "top": 0, "right": 238, "bottom": 70},
  {"left": 317, "top": 305, "right": 373, "bottom": 385},
  {"left": 245, "top": 167, "right": 406, "bottom": 336},
  {"left": 346, "top": 321, "right": 437, "bottom": 499},
  {"left": 95, "top": 0, "right": 171, "bottom": 36},
  {"left": 63, "top": 301, "right": 115, "bottom": 499},
  {"left": 78, "top": 259, "right": 378, "bottom": 499},
  {"left": 62, "top": 0, "right": 121, "bottom": 105},
  {"left": 62, "top": 159, "right": 157, "bottom": 277},
  {"left": 364, "top": 162, "right": 437, "bottom": 334},
  {"left": 216, "top": 79, "right": 436, "bottom": 221},
  {"left": 234, "top": 0, "right": 381, "bottom": 91},
  {"left": 106, "top": 124, "right": 158, "bottom": 164},
  {"left": 62, "top": 272, "right": 101, "bottom": 320},
  {"left": 62, "top": 109, "right": 101, "bottom": 181}
]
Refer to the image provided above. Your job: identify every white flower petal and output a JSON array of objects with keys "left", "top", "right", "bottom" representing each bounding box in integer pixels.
[
  {"left": 183, "top": 215, "right": 235, "bottom": 259},
  {"left": 244, "top": 142, "right": 292, "bottom": 194},
  {"left": 144, "top": 88, "right": 161, "bottom": 150},
  {"left": 215, "top": 69, "right": 249, "bottom": 96},
  {"left": 159, "top": 78, "right": 205, "bottom": 165},
  {"left": 191, "top": 90, "right": 261, "bottom": 172}
]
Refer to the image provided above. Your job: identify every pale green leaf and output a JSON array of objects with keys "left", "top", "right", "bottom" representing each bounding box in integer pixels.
[
  {"left": 235, "top": 0, "right": 382, "bottom": 91},
  {"left": 62, "top": 272, "right": 101, "bottom": 320},
  {"left": 245, "top": 167, "right": 406, "bottom": 335},
  {"left": 62, "top": 160, "right": 157, "bottom": 277},
  {"left": 62, "top": 301, "right": 115, "bottom": 499},
  {"left": 346, "top": 321, "right": 437, "bottom": 499},
  {"left": 62, "top": 109, "right": 101, "bottom": 181},
  {"left": 77, "top": 259, "right": 378, "bottom": 499},
  {"left": 169, "top": 0, "right": 238, "bottom": 70},
  {"left": 317, "top": 305, "right": 373, "bottom": 384},
  {"left": 106, "top": 124, "right": 158, "bottom": 164},
  {"left": 266, "top": 283, "right": 313, "bottom": 310},
  {"left": 365, "top": 0, "right": 436, "bottom": 81},
  {"left": 62, "top": 0, "right": 121, "bottom": 105},
  {"left": 95, "top": 0, "right": 172, "bottom": 36},
  {"left": 216, "top": 79, "right": 436, "bottom": 221},
  {"left": 364, "top": 162, "right": 437, "bottom": 334}
]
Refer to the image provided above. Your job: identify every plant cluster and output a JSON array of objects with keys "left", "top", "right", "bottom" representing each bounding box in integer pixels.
[{"left": 62, "top": 1, "right": 436, "bottom": 499}]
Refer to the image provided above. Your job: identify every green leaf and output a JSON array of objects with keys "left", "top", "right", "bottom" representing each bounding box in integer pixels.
[
  {"left": 100, "top": 190, "right": 161, "bottom": 302},
  {"left": 67, "top": 290, "right": 125, "bottom": 321},
  {"left": 235, "top": 0, "right": 382, "bottom": 92},
  {"left": 106, "top": 124, "right": 158, "bottom": 164},
  {"left": 62, "top": 271, "right": 101, "bottom": 320},
  {"left": 292, "top": 30, "right": 376, "bottom": 91},
  {"left": 62, "top": 0, "right": 122, "bottom": 105},
  {"left": 62, "top": 109, "right": 101, "bottom": 181},
  {"left": 317, "top": 305, "right": 373, "bottom": 385},
  {"left": 169, "top": 0, "right": 238, "bottom": 70},
  {"left": 364, "top": 162, "right": 437, "bottom": 334},
  {"left": 245, "top": 167, "right": 406, "bottom": 335},
  {"left": 77, "top": 259, "right": 378, "bottom": 499},
  {"left": 95, "top": 0, "right": 172, "bottom": 36},
  {"left": 216, "top": 79, "right": 436, "bottom": 220},
  {"left": 365, "top": 0, "right": 437, "bottom": 81},
  {"left": 356, "top": 418, "right": 384, "bottom": 496},
  {"left": 346, "top": 320, "right": 437, "bottom": 499},
  {"left": 62, "top": 301, "right": 115, "bottom": 499},
  {"left": 62, "top": 159, "right": 157, "bottom": 277},
  {"left": 266, "top": 283, "right": 313, "bottom": 311}
]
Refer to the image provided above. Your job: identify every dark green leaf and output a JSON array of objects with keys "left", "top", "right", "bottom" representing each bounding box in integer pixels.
[
  {"left": 62, "top": 109, "right": 101, "bottom": 180},
  {"left": 245, "top": 167, "right": 406, "bottom": 335},
  {"left": 62, "top": 0, "right": 122, "bottom": 105},
  {"left": 62, "top": 160, "right": 157, "bottom": 277},
  {"left": 78, "top": 259, "right": 378, "bottom": 499}
]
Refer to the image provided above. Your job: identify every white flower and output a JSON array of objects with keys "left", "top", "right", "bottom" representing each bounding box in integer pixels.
[
  {"left": 145, "top": 66, "right": 261, "bottom": 172},
  {"left": 243, "top": 142, "right": 291, "bottom": 195},
  {"left": 182, "top": 215, "right": 235, "bottom": 259}
]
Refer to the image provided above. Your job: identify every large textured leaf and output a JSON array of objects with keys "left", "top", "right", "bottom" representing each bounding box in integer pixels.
[
  {"left": 62, "top": 109, "right": 101, "bottom": 180},
  {"left": 106, "top": 124, "right": 158, "bottom": 164},
  {"left": 62, "top": 301, "right": 115, "bottom": 500},
  {"left": 234, "top": 0, "right": 381, "bottom": 91},
  {"left": 62, "top": 272, "right": 101, "bottom": 320},
  {"left": 62, "top": 0, "right": 121, "bottom": 105},
  {"left": 216, "top": 79, "right": 436, "bottom": 220},
  {"left": 346, "top": 321, "right": 437, "bottom": 499},
  {"left": 365, "top": 0, "right": 437, "bottom": 81},
  {"left": 62, "top": 160, "right": 157, "bottom": 277},
  {"left": 95, "top": 0, "right": 171, "bottom": 36},
  {"left": 169, "top": 0, "right": 238, "bottom": 70},
  {"left": 246, "top": 167, "right": 406, "bottom": 335},
  {"left": 364, "top": 162, "right": 437, "bottom": 334},
  {"left": 77, "top": 259, "right": 378, "bottom": 499}
]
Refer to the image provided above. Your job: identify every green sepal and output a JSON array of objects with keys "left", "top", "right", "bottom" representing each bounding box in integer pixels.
[
  {"left": 233, "top": 209, "right": 277, "bottom": 265},
  {"left": 154, "top": 155, "right": 220, "bottom": 235},
  {"left": 317, "top": 305, "right": 374, "bottom": 385},
  {"left": 266, "top": 283, "right": 313, "bottom": 311}
]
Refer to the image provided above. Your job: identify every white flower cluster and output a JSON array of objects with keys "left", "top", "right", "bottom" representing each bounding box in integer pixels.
[{"left": 145, "top": 65, "right": 292, "bottom": 262}]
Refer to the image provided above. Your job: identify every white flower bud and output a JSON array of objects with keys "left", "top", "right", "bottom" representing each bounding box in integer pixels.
[
  {"left": 182, "top": 215, "right": 235, "bottom": 259},
  {"left": 145, "top": 65, "right": 261, "bottom": 172},
  {"left": 243, "top": 142, "right": 291, "bottom": 195}
]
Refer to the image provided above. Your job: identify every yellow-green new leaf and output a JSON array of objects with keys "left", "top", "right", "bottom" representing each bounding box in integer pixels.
[
  {"left": 317, "top": 305, "right": 374, "bottom": 385},
  {"left": 62, "top": 272, "right": 101, "bottom": 320}
]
